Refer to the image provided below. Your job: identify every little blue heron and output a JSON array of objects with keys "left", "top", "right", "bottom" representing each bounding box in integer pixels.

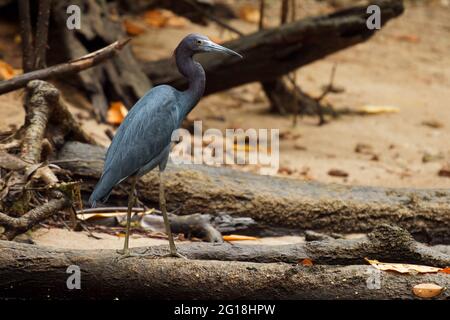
[{"left": 89, "top": 34, "right": 242, "bottom": 256}]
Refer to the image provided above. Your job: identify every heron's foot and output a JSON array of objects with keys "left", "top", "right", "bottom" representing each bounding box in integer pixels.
[
  {"left": 114, "top": 249, "right": 132, "bottom": 262},
  {"left": 116, "top": 248, "right": 129, "bottom": 255},
  {"left": 173, "top": 251, "right": 188, "bottom": 259},
  {"left": 114, "top": 249, "right": 157, "bottom": 261},
  {"left": 161, "top": 250, "right": 188, "bottom": 259}
]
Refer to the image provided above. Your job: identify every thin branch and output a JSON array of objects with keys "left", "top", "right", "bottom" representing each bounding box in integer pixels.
[
  {"left": 316, "top": 63, "right": 338, "bottom": 102},
  {"left": 34, "top": 0, "right": 52, "bottom": 69},
  {"left": 290, "top": 0, "right": 297, "bottom": 22},
  {"left": 0, "top": 39, "right": 131, "bottom": 95},
  {"left": 258, "top": 0, "right": 265, "bottom": 31},
  {"left": 280, "top": 0, "right": 289, "bottom": 25},
  {"left": 18, "top": 0, "right": 34, "bottom": 72}
]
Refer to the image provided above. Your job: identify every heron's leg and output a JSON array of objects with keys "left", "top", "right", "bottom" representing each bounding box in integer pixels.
[
  {"left": 119, "top": 175, "right": 137, "bottom": 255},
  {"left": 159, "top": 170, "right": 181, "bottom": 257}
]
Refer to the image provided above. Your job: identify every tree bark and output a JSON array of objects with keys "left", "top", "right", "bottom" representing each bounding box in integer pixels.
[
  {"left": 49, "top": 0, "right": 151, "bottom": 120},
  {"left": 143, "top": 0, "right": 404, "bottom": 96},
  {"left": 57, "top": 142, "right": 450, "bottom": 244},
  {"left": 0, "top": 228, "right": 448, "bottom": 300}
]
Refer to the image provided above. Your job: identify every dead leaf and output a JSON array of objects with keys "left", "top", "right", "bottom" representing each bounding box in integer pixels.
[
  {"left": 165, "top": 16, "right": 188, "bottom": 28},
  {"left": 300, "top": 258, "right": 314, "bottom": 266},
  {"left": 438, "top": 164, "right": 450, "bottom": 178},
  {"left": 422, "top": 152, "right": 444, "bottom": 163},
  {"left": 439, "top": 267, "right": 450, "bottom": 274},
  {"left": 395, "top": 34, "right": 421, "bottom": 43},
  {"left": 107, "top": 101, "right": 128, "bottom": 125},
  {"left": 143, "top": 9, "right": 169, "bottom": 28},
  {"left": 238, "top": 4, "right": 260, "bottom": 23},
  {"left": 143, "top": 9, "right": 186, "bottom": 28},
  {"left": 358, "top": 105, "right": 400, "bottom": 115},
  {"left": 278, "top": 167, "right": 293, "bottom": 175},
  {"left": 328, "top": 169, "right": 349, "bottom": 177},
  {"left": 223, "top": 234, "right": 258, "bottom": 241},
  {"left": 123, "top": 19, "right": 146, "bottom": 36},
  {"left": 421, "top": 119, "right": 444, "bottom": 129},
  {"left": 355, "top": 143, "right": 373, "bottom": 155},
  {"left": 413, "top": 283, "right": 444, "bottom": 298},
  {"left": 0, "top": 60, "right": 16, "bottom": 80},
  {"left": 365, "top": 258, "right": 442, "bottom": 274}
]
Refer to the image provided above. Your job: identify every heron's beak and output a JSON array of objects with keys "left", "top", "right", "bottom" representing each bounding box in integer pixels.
[{"left": 204, "top": 40, "right": 243, "bottom": 58}]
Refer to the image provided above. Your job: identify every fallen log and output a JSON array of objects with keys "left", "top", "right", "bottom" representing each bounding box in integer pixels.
[
  {"left": 85, "top": 225, "right": 450, "bottom": 267},
  {"left": 58, "top": 142, "right": 450, "bottom": 244},
  {"left": 0, "top": 229, "right": 448, "bottom": 300},
  {"left": 143, "top": 0, "right": 404, "bottom": 96}
]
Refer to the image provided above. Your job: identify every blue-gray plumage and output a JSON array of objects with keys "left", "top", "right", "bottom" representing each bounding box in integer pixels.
[{"left": 89, "top": 34, "right": 242, "bottom": 256}]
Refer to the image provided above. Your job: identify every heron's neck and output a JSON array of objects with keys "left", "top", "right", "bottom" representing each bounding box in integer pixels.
[{"left": 175, "top": 49, "right": 205, "bottom": 116}]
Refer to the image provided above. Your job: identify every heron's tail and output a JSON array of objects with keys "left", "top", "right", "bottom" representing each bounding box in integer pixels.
[{"left": 88, "top": 172, "right": 115, "bottom": 208}]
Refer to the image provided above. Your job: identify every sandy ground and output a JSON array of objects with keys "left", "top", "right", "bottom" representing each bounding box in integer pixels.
[
  {"left": 0, "top": 1, "right": 449, "bottom": 248},
  {"left": 30, "top": 227, "right": 307, "bottom": 249}
]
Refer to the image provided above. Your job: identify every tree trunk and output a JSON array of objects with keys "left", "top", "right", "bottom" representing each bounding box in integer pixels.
[
  {"left": 49, "top": 0, "right": 151, "bottom": 120},
  {"left": 143, "top": 0, "right": 404, "bottom": 96},
  {"left": 1, "top": 224, "right": 448, "bottom": 300},
  {"left": 57, "top": 142, "right": 450, "bottom": 244}
]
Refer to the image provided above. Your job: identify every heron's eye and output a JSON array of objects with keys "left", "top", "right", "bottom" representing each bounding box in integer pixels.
[{"left": 196, "top": 40, "right": 202, "bottom": 45}]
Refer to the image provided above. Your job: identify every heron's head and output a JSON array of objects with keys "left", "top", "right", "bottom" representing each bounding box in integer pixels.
[{"left": 179, "top": 33, "right": 243, "bottom": 58}]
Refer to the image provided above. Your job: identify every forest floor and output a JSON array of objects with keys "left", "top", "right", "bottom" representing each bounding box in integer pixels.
[{"left": 0, "top": 1, "right": 449, "bottom": 248}]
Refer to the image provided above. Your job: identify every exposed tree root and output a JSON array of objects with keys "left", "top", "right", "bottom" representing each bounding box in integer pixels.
[{"left": 0, "top": 80, "right": 94, "bottom": 239}]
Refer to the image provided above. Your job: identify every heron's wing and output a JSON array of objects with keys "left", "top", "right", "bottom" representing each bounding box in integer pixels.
[{"left": 103, "top": 86, "right": 180, "bottom": 184}]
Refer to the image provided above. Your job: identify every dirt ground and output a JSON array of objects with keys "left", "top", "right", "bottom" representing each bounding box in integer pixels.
[{"left": 0, "top": 1, "right": 449, "bottom": 248}]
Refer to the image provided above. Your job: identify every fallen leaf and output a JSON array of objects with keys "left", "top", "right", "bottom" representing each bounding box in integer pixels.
[
  {"left": 394, "top": 34, "right": 421, "bottom": 43},
  {"left": 413, "top": 283, "right": 444, "bottom": 298},
  {"left": 107, "top": 101, "right": 128, "bottom": 125},
  {"left": 355, "top": 143, "right": 373, "bottom": 155},
  {"left": 421, "top": 119, "right": 444, "bottom": 129},
  {"left": 422, "top": 152, "right": 444, "bottom": 163},
  {"left": 143, "top": 9, "right": 186, "bottom": 28},
  {"left": 300, "top": 258, "right": 314, "bottom": 266},
  {"left": 358, "top": 105, "right": 400, "bottom": 115},
  {"left": 278, "top": 167, "right": 293, "bottom": 175},
  {"left": 438, "top": 164, "right": 450, "bottom": 178},
  {"left": 165, "top": 16, "right": 188, "bottom": 28},
  {"left": 439, "top": 267, "right": 450, "bottom": 274},
  {"left": 365, "top": 258, "right": 442, "bottom": 274},
  {"left": 123, "top": 19, "right": 146, "bottom": 36},
  {"left": 143, "top": 9, "right": 169, "bottom": 28},
  {"left": 223, "top": 234, "right": 258, "bottom": 241},
  {"left": 0, "top": 60, "right": 16, "bottom": 80},
  {"left": 238, "top": 4, "right": 260, "bottom": 23},
  {"left": 328, "top": 169, "right": 349, "bottom": 177}
]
